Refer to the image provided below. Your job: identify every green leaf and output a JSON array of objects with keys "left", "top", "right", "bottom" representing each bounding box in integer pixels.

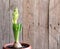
[{"left": 13, "top": 23, "right": 22, "bottom": 42}]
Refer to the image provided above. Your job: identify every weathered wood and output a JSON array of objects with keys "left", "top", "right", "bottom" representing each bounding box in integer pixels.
[
  {"left": 2, "top": 0, "right": 10, "bottom": 44},
  {"left": 34, "top": 0, "right": 49, "bottom": 49},
  {"left": 22, "top": 0, "right": 49, "bottom": 49},
  {"left": 9, "top": 0, "right": 23, "bottom": 42},
  {"left": 1, "top": 0, "right": 60, "bottom": 49},
  {"left": 49, "top": 0, "right": 60, "bottom": 49},
  {"left": 0, "top": 0, "right": 4, "bottom": 49},
  {"left": 22, "top": 0, "right": 34, "bottom": 49},
  {"left": 0, "top": 0, "right": 10, "bottom": 49}
]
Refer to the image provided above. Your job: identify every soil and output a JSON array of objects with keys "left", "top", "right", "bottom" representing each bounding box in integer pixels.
[
  {"left": 3, "top": 43, "right": 31, "bottom": 49},
  {"left": 7, "top": 43, "right": 29, "bottom": 49},
  {"left": 6, "top": 45, "right": 22, "bottom": 49}
]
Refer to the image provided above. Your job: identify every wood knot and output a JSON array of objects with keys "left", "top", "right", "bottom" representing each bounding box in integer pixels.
[{"left": 54, "top": 27, "right": 56, "bottom": 30}]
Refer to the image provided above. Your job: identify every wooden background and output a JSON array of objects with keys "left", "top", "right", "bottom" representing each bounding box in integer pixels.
[{"left": 0, "top": 0, "right": 60, "bottom": 49}]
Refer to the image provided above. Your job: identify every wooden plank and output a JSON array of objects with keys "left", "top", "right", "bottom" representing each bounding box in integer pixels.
[
  {"left": 49, "top": 0, "right": 60, "bottom": 49},
  {"left": 0, "top": 0, "right": 10, "bottom": 49},
  {"left": 9, "top": 0, "right": 23, "bottom": 42},
  {"left": 0, "top": 0, "right": 11, "bottom": 49},
  {"left": 22, "top": 0, "right": 49, "bottom": 49},
  {"left": 36, "top": 0, "right": 49, "bottom": 49},
  {"left": 0, "top": 0, "right": 4, "bottom": 49},
  {"left": 2, "top": 0, "right": 10, "bottom": 45},
  {"left": 22, "top": 0, "right": 34, "bottom": 49}
]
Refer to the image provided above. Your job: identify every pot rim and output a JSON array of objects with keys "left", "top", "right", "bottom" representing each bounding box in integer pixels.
[{"left": 3, "top": 42, "right": 31, "bottom": 49}]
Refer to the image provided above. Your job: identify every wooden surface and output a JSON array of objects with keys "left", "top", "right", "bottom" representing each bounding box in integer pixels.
[
  {"left": 0, "top": 0, "right": 9, "bottom": 49},
  {"left": 0, "top": 0, "right": 60, "bottom": 49},
  {"left": 49, "top": 0, "right": 60, "bottom": 49},
  {"left": 22, "top": 0, "right": 49, "bottom": 49}
]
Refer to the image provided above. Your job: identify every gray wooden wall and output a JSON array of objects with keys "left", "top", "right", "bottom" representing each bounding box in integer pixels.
[{"left": 0, "top": 0, "right": 60, "bottom": 49}]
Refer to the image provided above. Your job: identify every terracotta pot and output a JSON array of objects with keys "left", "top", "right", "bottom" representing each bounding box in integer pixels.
[{"left": 3, "top": 43, "right": 32, "bottom": 49}]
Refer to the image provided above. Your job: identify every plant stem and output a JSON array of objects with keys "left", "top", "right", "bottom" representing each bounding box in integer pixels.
[
  {"left": 14, "top": 32, "right": 19, "bottom": 42},
  {"left": 13, "top": 24, "right": 22, "bottom": 48}
]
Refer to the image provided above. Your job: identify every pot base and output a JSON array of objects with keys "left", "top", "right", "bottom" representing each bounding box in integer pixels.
[{"left": 3, "top": 43, "right": 31, "bottom": 49}]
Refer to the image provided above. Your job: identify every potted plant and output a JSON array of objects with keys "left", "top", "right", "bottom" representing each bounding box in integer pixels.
[{"left": 3, "top": 8, "right": 31, "bottom": 49}]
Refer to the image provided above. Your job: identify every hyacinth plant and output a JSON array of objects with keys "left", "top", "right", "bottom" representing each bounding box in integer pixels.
[{"left": 12, "top": 8, "right": 22, "bottom": 48}]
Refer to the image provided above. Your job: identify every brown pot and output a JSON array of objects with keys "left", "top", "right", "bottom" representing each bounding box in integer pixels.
[{"left": 3, "top": 43, "right": 32, "bottom": 49}]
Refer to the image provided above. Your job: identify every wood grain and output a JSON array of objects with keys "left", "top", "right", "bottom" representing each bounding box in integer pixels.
[
  {"left": 35, "top": 0, "right": 49, "bottom": 49},
  {"left": 0, "top": 0, "right": 4, "bottom": 49},
  {"left": 2, "top": 0, "right": 10, "bottom": 45},
  {"left": 1, "top": 0, "right": 60, "bottom": 49},
  {"left": 22, "top": 0, "right": 49, "bottom": 49},
  {"left": 22, "top": 0, "right": 34, "bottom": 49},
  {"left": 49, "top": 0, "right": 60, "bottom": 49},
  {"left": 0, "top": 0, "right": 10, "bottom": 49}
]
